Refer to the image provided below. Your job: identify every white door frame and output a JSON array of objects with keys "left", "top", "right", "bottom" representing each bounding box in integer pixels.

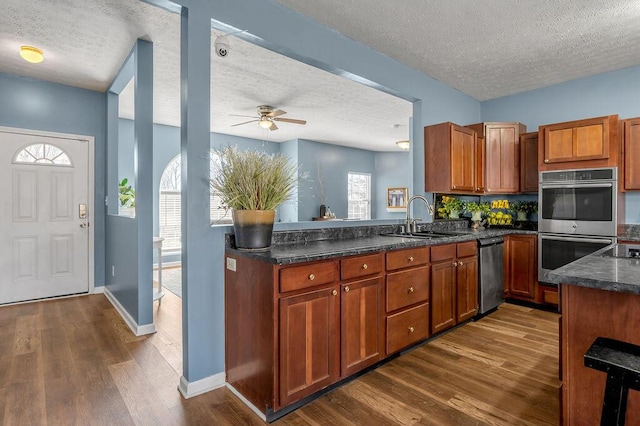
[{"left": 0, "top": 125, "right": 95, "bottom": 295}]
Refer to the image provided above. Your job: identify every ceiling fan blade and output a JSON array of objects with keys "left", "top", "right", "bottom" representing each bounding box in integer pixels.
[
  {"left": 274, "top": 117, "right": 307, "bottom": 125},
  {"left": 231, "top": 119, "right": 259, "bottom": 127},
  {"left": 229, "top": 114, "right": 258, "bottom": 118},
  {"left": 269, "top": 122, "right": 278, "bottom": 131},
  {"left": 267, "top": 109, "right": 286, "bottom": 117}
]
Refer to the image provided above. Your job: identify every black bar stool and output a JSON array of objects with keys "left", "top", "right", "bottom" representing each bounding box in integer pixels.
[{"left": 584, "top": 337, "right": 640, "bottom": 426}]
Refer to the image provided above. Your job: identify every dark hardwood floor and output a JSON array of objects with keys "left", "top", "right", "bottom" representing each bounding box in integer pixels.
[{"left": 0, "top": 290, "right": 559, "bottom": 425}]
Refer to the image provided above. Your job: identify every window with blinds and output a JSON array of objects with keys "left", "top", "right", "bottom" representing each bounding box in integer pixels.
[
  {"left": 159, "top": 152, "right": 232, "bottom": 253},
  {"left": 347, "top": 172, "right": 371, "bottom": 220}
]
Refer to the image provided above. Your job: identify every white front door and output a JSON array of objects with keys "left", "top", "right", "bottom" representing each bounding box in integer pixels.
[{"left": 0, "top": 130, "right": 90, "bottom": 304}]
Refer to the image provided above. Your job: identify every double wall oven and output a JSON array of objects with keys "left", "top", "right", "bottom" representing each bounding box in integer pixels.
[{"left": 538, "top": 168, "right": 618, "bottom": 283}]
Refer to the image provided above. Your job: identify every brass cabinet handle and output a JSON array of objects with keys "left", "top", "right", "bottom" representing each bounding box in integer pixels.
[
  {"left": 453, "top": 261, "right": 458, "bottom": 267},
  {"left": 545, "top": 159, "right": 549, "bottom": 163},
  {"left": 344, "top": 286, "right": 350, "bottom": 293},
  {"left": 408, "top": 256, "right": 414, "bottom": 262},
  {"left": 459, "top": 261, "right": 464, "bottom": 266},
  {"left": 452, "top": 185, "right": 457, "bottom": 189},
  {"left": 308, "top": 274, "right": 315, "bottom": 281},
  {"left": 408, "top": 326, "right": 415, "bottom": 333},
  {"left": 362, "top": 263, "right": 368, "bottom": 270},
  {"left": 487, "top": 189, "right": 491, "bottom": 192},
  {"left": 408, "top": 286, "right": 415, "bottom": 293},
  {"left": 332, "top": 289, "right": 337, "bottom": 296}
]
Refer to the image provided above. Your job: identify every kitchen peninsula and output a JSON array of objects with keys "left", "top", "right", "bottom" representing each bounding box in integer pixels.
[
  {"left": 547, "top": 244, "right": 640, "bottom": 425},
  {"left": 224, "top": 223, "right": 536, "bottom": 421}
]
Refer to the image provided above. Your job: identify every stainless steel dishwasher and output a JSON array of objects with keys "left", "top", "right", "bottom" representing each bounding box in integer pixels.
[{"left": 477, "top": 236, "right": 504, "bottom": 316}]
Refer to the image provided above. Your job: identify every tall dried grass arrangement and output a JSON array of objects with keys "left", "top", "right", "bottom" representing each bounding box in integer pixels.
[{"left": 210, "top": 146, "right": 298, "bottom": 211}]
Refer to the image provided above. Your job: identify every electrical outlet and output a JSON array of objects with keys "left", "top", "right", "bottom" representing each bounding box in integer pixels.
[
  {"left": 112, "top": 265, "right": 115, "bottom": 276},
  {"left": 226, "top": 257, "right": 236, "bottom": 272}
]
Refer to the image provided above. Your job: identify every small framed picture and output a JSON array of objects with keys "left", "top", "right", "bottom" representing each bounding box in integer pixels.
[{"left": 386, "top": 187, "right": 408, "bottom": 212}]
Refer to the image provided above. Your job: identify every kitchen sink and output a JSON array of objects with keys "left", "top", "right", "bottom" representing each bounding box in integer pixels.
[
  {"left": 599, "top": 244, "right": 640, "bottom": 259},
  {"left": 380, "top": 231, "right": 452, "bottom": 240}
]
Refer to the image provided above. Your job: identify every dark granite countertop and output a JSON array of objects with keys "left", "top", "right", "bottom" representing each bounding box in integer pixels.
[
  {"left": 546, "top": 244, "right": 640, "bottom": 296},
  {"left": 226, "top": 227, "right": 536, "bottom": 265}
]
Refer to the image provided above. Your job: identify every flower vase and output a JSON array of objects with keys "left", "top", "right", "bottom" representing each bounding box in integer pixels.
[
  {"left": 449, "top": 210, "right": 460, "bottom": 219},
  {"left": 471, "top": 211, "right": 483, "bottom": 222},
  {"left": 516, "top": 211, "right": 528, "bottom": 221}
]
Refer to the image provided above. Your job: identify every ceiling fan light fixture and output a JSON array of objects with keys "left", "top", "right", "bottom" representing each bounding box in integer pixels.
[
  {"left": 259, "top": 117, "right": 272, "bottom": 129},
  {"left": 20, "top": 45, "right": 44, "bottom": 64},
  {"left": 396, "top": 140, "right": 410, "bottom": 150}
]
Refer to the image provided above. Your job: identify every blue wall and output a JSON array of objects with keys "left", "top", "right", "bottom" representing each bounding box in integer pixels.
[
  {"left": 297, "top": 139, "right": 376, "bottom": 220},
  {"left": 0, "top": 72, "right": 107, "bottom": 287},
  {"left": 375, "top": 152, "right": 411, "bottom": 220},
  {"left": 481, "top": 64, "right": 640, "bottom": 224}
]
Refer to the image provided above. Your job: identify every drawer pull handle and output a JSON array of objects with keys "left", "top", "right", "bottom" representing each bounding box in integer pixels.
[
  {"left": 459, "top": 261, "right": 464, "bottom": 266},
  {"left": 453, "top": 261, "right": 458, "bottom": 267},
  {"left": 362, "top": 263, "right": 368, "bottom": 270},
  {"left": 308, "top": 274, "right": 315, "bottom": 281},
  {"left": 408, "top": 286, "right": 415, "bottom": 293},
  {"left": 408, "top": 256, "right": 414, "bottom": 262},
  {"left": 332, "top": 289, "right": 337, "bottom": 296},
  {"left": 344, "top": 286, "right": 350, "bottom": 293},
  {"left": 408, "top": 326, "right": 415, "bottom": 333}
]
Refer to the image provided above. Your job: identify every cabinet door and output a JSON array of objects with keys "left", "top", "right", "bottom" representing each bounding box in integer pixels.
[
  {"left": 450, "top": 124, "right": 477, "bottom": 192},
  {"left": 507, "top": 235, "right": 537, "bottom": 300},
  {"left": 520, "top": 132, "right": 539, "bottom": 192},
  {"left": 341, "top": 277, "right": 383, "bottom": 377},
  {"left": 279, "top": 287, "right": 340, "bottom": 406},
  {"left": 624, "top": 118, "right": 640, "bottom": 190},
  {"left": 484, "top": 124, "right": 520, "bottom": 193},
  {"left": 456, "top": 255, "right": 478, "bottom": 322},
  {"left": 542, "top": 116, "right": 614, "bottom": 166},
  {"left": 431, "top": 261, "right": 456, "bottom": 334}
]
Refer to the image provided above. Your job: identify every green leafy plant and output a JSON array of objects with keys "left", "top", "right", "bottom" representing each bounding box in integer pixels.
[
  {"left": 437, "top": 195, "right": 464, "bottom": 218},
  {"left": 210, "top": 146, "right": 298, "bottom": 211},
  {"left": 119, "top": 178, "right": 135, "bottom": 208},
  {"left": 512, "top": 200, "right": 538, "bottom": 214},
  {"left": 463, "top": 201, "right": 490, "bottom": 215}
]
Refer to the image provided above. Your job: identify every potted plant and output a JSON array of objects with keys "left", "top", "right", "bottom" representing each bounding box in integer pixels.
[
  {"left": 438, "top": 195, "right": 463, "bottom": 219},
  {"left": 512, "top": 200, "right": 538, "bottom": 221},
  {"left": 463, "top": 201, "right": 490, "bottom": 222},
  {"left": 210, "top": 146, "right": 297, "bottom": 250},
  {"left": 119, "top": 178, "right": 135, "bottom": 217}
]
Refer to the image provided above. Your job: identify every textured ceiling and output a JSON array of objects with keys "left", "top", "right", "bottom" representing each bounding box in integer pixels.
[
  {"left": 273, "top": 0, "right": 640, "bottom": 101},
  {"left": 0, "top": 0, "right": 412, "bottom": 152}
]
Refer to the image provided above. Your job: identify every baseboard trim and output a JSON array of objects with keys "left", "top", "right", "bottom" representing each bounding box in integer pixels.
[
  {"left": 226, "top": 383, "right": 266, "bottom": 421},
  {"left": 104, "top": 288, "right": 156, "bottom": 336},
  {"left": 92, "top": 286, "right": 105, "bottom": 294},
  {"left": 178, "top": 372, "right": 225, "bottom": 399}
]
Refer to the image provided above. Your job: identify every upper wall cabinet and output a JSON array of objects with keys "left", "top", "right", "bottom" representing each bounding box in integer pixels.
[
  {"left": 520, "top": 132, "right": 539, "bottom": 193},
  {"left": 623, "top": 117, "right": 640, "bottom": 190},
  {"left": 538, "top": 115, "right": 619, "bottom": 171},
  {"left": 466, "top": 122, "right": 526, "bottom": 194},
  {"left": 424, "top": 121, "right": 525, "bottom": 195},
  {"left": 425, "top": 122, "right": 477, "bottom": 194}
]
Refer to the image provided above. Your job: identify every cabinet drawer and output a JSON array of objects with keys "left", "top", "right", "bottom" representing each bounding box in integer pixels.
[
  {"left": 457, "top": 241, "right": 477, "bottom": 258},
  {"left": 386, "top": 303, "right": 429, "bottom": 355},
  {"left": 280, "top": 262, "right": 336, "bottom": 293},
  {"left": 386, "top": 266, "right": 429, "bottom": 312},
  {"left": 431, "top": 244, "right": 456, "bottom": 263},
  {"left": 386, "top": 247, "right": 429, "bottom": 271},
  {"left": 340, "top": 253, "right": 383, "bottom": 281}
]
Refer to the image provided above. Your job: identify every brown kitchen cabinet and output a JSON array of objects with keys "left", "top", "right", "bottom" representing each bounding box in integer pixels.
[
  {"left": 425, "top": 122, "right": 477, "bottom": 193},
  {"left": 385, "top": 247, "right": 430, "bottom": 354},
  {"left": 504, "top": 234, "right": 537, "bottom": 301},
  {"left": 519, "top": 131, "right": 539, "bottom": 192},
  {"left": 430, "top": 241, "right": 478, "bottom": 334},
  {"left": 623, "top": 117, "right": 640, "bottom": 190},
  {"left": 538, "top": 114, "right": 619, "bottom": 171},
  {"left": 467, "top": 122, "right": 526, "bottom": 194}
]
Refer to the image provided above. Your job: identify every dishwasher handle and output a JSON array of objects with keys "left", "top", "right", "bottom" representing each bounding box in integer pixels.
[{"left": 478, "top": 236, "right": 504, "bottom": 247}]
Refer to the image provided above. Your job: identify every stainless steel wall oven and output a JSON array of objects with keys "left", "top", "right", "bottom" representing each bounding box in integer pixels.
[{"left": 538, "top": 167, "right": 618, "bottom": 283}]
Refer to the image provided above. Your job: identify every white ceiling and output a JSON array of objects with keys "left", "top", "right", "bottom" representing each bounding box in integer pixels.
[
  {"left": 2, "top": 1, "right": 640, "bottom": 151},
  {"left": 272, "top": 0, "right": 640, "bottom": 101}
]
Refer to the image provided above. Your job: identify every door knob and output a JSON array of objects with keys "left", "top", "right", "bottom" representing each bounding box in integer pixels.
[{"left": 79, "top": 223, "right": 89, "bottom": 228}]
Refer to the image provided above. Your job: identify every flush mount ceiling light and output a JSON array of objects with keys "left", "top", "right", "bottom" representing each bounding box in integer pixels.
[
  {"left": 20, "top": 45, "right": 44, "bottom": 63},
  {"left": 395, "top": 140, "right": 410, "bottom": 150}
]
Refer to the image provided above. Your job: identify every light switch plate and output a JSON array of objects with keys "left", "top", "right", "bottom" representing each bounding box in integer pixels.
[{"left": 226, "top": 257, "right": 237, "bottom": 272}]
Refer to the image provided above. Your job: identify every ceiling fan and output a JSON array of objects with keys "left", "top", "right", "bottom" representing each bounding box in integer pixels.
[{"left": 230, "top": 105, "right": 307, "bottom": 131}]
